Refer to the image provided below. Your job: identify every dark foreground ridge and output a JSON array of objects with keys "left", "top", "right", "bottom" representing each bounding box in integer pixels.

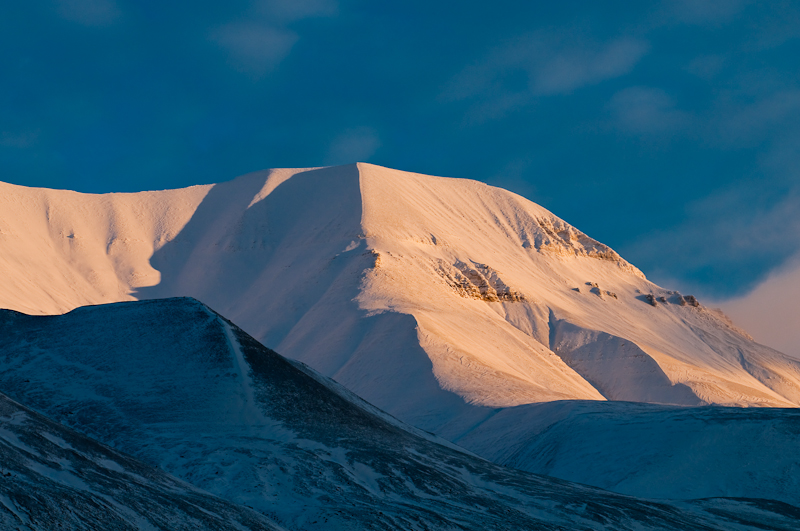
[
  {"left": 0, "top": 391, "right": 280, "bottom": 530},
  {"left": 0, "top": 297, "right": 797, "bottom": 530}
]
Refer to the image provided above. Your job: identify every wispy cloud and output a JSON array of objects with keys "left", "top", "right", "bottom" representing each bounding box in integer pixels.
[
  {"left": 745, "top": 5, "right": 800, "bottom": 50},
  {"left": 686, "top": 54, "right": 727, "bottom": 79},
  {"left": 0, "top": 130, "right": 39, "bottom": 148},
  {"left": 55, "top": 0, "right": 121, "bottom": 27},
  {"left": 443, "top": 32, "right": 649, "bottom": 122},
  {"left": 665, "top": 0, "right": 750, "bottom": 25},
  {"left": 211, "top": 24, "right": 298, "bottom": 77},
  {"left": 618, "top": 78, "right": 800, "bottom": 296},
  {"left": 717, "top": 90, "right": 800, "bottom": 147},
  {"left": 656, "top": 0, "right": 799, "bottom": 50},
  {"left": 626, "top": 180, "right": 800, "bottom": 297},
  {"left": 254, "top": 0, "right": 337, "bottom": 22},
  {"left": 324, "top": 127, "right": 380, "bottom": 165},
  {"left": 608, "top": 86, "right": 692, "bottom": 135},
  {"left": 211, "top": 0, "right": 337, "bottom": 78}
]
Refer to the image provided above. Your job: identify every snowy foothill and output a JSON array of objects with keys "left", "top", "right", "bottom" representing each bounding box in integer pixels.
[
  {"left": 437, "top": 399, "right": 800, "bottom": 505},
  {"left": 0, "top": 298, "right": 797, "bottom": 530}
]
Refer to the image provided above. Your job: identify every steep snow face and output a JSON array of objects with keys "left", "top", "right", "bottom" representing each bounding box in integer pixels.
[
  {"left": 356, "top": 164, "right": 800, "bottom": 412},
  {"left": 5, "top": 299, "right": 791, "bottom": 531},
  {"left": 1, "top": 164, "right": 800, "bottom": 432},
  {"left": 0, "top": 179, "right": 211, "bottom": 314}
]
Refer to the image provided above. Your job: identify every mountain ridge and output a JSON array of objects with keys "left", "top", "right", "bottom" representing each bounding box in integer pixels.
[{"left": 0, "top": 384, "right": 283, "bottom": 531}]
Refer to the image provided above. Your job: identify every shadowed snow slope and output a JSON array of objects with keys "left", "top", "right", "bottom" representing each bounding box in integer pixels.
[
  {"left": 440, "top": 400, "right": 800, "bottom": 505},
  {"left": 1, "top": 164, "right": 799, "bottom": 432},
  {"left": 0, "top": 391, "right": 281, "bottom": 531},
  {"left": 0, "top": 298, "right": 798, "bottom": 530}
]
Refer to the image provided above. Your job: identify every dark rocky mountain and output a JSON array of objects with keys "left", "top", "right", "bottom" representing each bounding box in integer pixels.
[{"left": 0, "top": 298, "right": 798, "bottom": 530}]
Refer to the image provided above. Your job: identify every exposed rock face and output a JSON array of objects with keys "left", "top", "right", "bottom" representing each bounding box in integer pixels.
[
  {"left": 587, "top": 282, "right": 617, "bottom": 300},
  {"left": 532, "top": 218, "right": 645, "bottom": 278},
  {"left": 368, "top": 249, "right": 381, "bottom": 267},
  {"left": 437, "top": 260, "right": 526, "bottom": 302},
  {"left": 645, "top": 294, "right": 658, "bottom": 307},
  {"left": 685, "top": 295, "right": 700, "bottom": 307}
]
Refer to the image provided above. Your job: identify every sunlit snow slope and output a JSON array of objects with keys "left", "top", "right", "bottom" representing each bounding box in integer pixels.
[{"left": 1, "top": 164, "right": 799, "bottom": 434}]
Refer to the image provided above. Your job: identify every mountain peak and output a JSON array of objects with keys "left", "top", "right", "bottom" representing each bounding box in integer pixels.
[{"left": 0, "top": 165, "right": 798, "bottom": 435}]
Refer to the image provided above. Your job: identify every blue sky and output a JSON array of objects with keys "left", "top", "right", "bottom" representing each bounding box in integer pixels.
[{"left": 2, "top": 0, "right": 800, "bottom": 299}]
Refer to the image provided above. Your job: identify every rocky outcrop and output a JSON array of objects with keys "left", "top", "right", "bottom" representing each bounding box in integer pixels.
[
  {"left": 586, "top": 282, "right": 617, "bottom": 300},
  {"left": 685, "top": 295, "right": 700, "bottom": 307},
  {"left": 437, "top": 260, "right": 525, "bottom": 302},
  {"left": 528, "top": 217, "right": 645, "bottom": 279}
]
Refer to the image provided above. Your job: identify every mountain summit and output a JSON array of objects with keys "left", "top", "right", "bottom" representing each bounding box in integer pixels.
[{"left": 1, "top": 163, "right": 798, "bottom": 430}]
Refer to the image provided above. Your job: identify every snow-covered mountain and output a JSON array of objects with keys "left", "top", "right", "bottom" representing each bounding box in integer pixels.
[
  {"left": 1, "top": 164, "right": 798, "bottom": 425},
  {"left": 3, "top": 164, "right": 800, "bottom": 507},
  {"left": 0, "top": 298, "right": 797, "bottom": 530}
]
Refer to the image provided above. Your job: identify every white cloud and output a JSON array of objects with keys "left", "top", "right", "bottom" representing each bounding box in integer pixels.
[
  {"left": 608, "top": 86, "right": 691, "bottom": 134},
  {"left": 324, "top": 127, "right": 380, "bottom": 165},
  {"left": 211, "top": 23, "right": 298, "bottom": 78},
  {"left": 56, "top": 0, "right": 121, "bottom": 27},
  {"left": 443, "top": 32, "right": 649, "bottom": 121}
]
